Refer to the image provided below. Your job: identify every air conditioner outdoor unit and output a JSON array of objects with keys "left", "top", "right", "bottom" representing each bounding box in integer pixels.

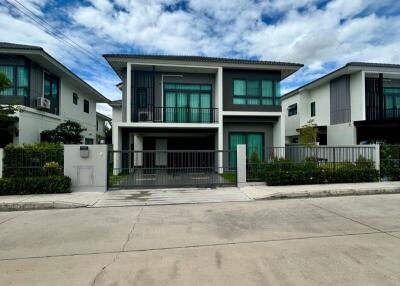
[
  {"left": 138, "top": 111, "right": 149, "bottom": 121},
  {"left": 37, "top": 97, "right": 51, "bottom": 110}
]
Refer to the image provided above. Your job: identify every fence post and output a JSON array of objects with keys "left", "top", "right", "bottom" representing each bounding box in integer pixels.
[
  {"left": 373, "top": 144, "right": 380, "bottom": 171},
  {"left": 236, "top": 144, "right": 247, "bottom": 187},
  {"left": 0, "top": 148, "right": 3, "bottom": 179}
]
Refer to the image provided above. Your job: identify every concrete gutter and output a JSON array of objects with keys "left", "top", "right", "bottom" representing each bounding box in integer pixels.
[
  {"left": 0, "top": 201, "right": 88, "bottom": 212},
  {"left": 241, "top": 181, "right": 400, "bottom": 200}
]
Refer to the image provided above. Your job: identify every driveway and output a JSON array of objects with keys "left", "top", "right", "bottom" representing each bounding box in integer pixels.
[{"left": 0, "top": 194, "right": 399, "bottom": 285}]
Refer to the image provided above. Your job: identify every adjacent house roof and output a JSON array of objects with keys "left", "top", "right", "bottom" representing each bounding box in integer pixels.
[
  {"left": 0, "top": 42, "right": 110, "bottom": 103},
  {"left": 103, "top": 54, "right": 303, "bottom": 80},
  {"left": 109, "top": 99, "right": 122, "bottom": 107},
  {"left": 281, "top": 62, "right": 400, "bottom": 100},
  {"left": 96, "top": 112, "right": 112, "bottom": 121}
]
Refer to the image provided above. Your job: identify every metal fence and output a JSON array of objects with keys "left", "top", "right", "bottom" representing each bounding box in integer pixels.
[
  {"left": 3, "top": 147, "right": 64, "bottom": 177},
  {"left": 108, "top": 150, "right": 236, "bottom": 189},
  {"left": 134, "top": 106, "right": 219, "bottom": 123},
  {"left": 247, "top": 145, "right": 377, "bottom": 182}
]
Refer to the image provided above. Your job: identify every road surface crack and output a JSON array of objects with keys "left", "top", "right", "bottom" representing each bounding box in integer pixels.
[{"left": 89, "top": 206, "right": 144, "bottom": 286}]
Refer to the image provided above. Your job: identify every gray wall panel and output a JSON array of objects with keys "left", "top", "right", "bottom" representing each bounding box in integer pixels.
[{"left": 330, "top": 75, "right": 351, "bottom": 124}]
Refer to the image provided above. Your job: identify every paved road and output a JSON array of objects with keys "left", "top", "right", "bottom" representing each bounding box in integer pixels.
[{"left": 0, "top": 194, "right": 399, "bottom": 285}]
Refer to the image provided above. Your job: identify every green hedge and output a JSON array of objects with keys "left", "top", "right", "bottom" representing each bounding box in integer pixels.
[
  {"left": 3, "top": 143, "right": 63, "bottom": 177},
  {"left": 0, "top": 176, "right": 71, "bottom": 196},
  {"left": 380, "top": 145, "right": 400, "bottom": 181},
  {"left": 264, "top": 158, "right": 379, "bottom": 186}
]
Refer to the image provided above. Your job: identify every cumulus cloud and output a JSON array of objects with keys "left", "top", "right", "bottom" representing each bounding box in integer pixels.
[{"left": 0, "top": 0, "right": 399, "bottom": 114}]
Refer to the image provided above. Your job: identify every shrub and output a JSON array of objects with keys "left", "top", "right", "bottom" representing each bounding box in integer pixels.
[
  {"left": 380, "top": 145, "right": 400, "bottom": 181},
  {"left": 3, "top": 143, "right": 63, "bottom": 177},
  {"left": 43, "top": 161, "right": 63, "bottom": 176},
  {"left": 265, "top": 160, "right": 379, "bottom": 186},
  {"left": 0, "top": 176, "right": 71, "bottom": 196}
]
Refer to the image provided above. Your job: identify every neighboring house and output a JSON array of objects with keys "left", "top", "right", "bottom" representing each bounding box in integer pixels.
[
  {"left": 282, "top": 62, "right": 400, "bottom": 145},
  {"left": 96, "top": 112, "right": 111, "bottom": 143},
  {"left": 104, "top": 54, "right": 302, "bottom": 168},
  {"left": 0, "top": 42, "right": 109, "bottom": 146}
]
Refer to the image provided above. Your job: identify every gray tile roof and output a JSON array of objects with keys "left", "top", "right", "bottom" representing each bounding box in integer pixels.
[{"left": 103, "top": 54, "right": 303, "bottom": 67}]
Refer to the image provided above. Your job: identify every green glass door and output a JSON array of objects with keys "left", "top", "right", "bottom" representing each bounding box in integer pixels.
[
  {"left": 165, "top": 92, "right": 176, "bottom": 122},
  {"left": 189, "top": 93, "right": 200, "bottom": 122},
  {"left": 200, "top": 93, "right": 211, "bottom": 123},
  {"left": 229, "top": 134, "right": 246, "bottom": 168},
  {"left": 177, "top": 92, "right": 188, "bottom": 122},
  {"left": 229, "top": 133, "right": 264, "bottom": 168}
]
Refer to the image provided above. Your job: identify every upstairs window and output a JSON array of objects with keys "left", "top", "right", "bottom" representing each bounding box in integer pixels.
[
  {"left": 84, "top": 99, "right": 89, "bottom": 113},
  {"left": 0, "top": 65, "right": 29, "bottom": 97},
  {"left": 288, "top": 104, "right": 297, "bottom": 116},
  {"left": 311, "top": 102, "right": 316, "bottom": 117},
  {"left": 233, "top": 79, "right": 280, "bottom": 106},
  {"left": 73, "top": 93, "right": 78, "bottom": 105}
]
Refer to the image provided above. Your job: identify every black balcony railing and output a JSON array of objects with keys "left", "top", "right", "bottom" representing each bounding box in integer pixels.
[
  {"left": 366, "top": 107, "right": 400, "bottom": 121},
  {"left": 134, "top": 106, "right": 218, "bottom": 123}
]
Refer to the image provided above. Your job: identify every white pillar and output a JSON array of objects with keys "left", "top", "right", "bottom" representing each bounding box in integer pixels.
[
  {"left": 126, "top": 62, "right": 132, "bottom": 123},
  {"left": 236, "top": 144, "right": 247, "bottom": 187},
  {"left": 0, "top": 148, "right": 3, "bottom": 178},
  {"left": 373, "top": 144, "right": 380, "bottom": 171},
  {"left": 216, "top": 67, "right": 224, "bottom": 172},
  {"left": 112, "top": 125, "right": 122, "bottom": 169},
  {"left": 133, "top": 134, "right": 143, "bottom": 167}
]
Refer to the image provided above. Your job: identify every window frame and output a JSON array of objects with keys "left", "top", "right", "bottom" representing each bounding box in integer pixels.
[
  {"left": 84, "top": 99, "right": 89, "bottom": 113},
  {"left": 288, "top": 103, "right": 298, "bottom": 116},
  {"left": 0, "top": 64, "right": 30, "bottom": 97},
  {"left": 311, "top": 101, "right": 316, "bottom": 117},
  {"left": 232, "top": 79, "right": 280, "bottom": 106},
  {"left": 73, "top": 92, "right": 79, "bottom": 105}
]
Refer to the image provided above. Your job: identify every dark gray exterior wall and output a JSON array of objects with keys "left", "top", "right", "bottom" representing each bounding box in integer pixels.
[
  {"left": 330, "top": 75, "right": 351, "bottom": 124},
  {"left": 223, "top": 68, "right": 282, "bottom": 112},
  {"left": 122, "top": 68, "right": 127, "bottom": 122},
  {"left": 29, "top": 61, "right": 43, "bottom": 108}
]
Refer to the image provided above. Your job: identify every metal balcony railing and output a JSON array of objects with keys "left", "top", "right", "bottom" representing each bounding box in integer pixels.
[
  {"left": 134, "top": 106, "right": 218, "bottom": 123},
  {"left": 366, "top": 107, "right": 400, "bottom": 120}
]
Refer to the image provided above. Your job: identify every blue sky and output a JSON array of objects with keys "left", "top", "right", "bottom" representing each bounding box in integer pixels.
[{"left": 1, "top": 0, "right": 400, "bottom": 117}]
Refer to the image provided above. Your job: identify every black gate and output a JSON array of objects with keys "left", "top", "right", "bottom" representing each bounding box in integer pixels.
[{"left": 107, "top": 150, "right": 236, "bottom": 189}]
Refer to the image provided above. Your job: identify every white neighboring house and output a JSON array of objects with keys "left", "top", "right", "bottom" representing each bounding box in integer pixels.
[
  {"left": 281, "top": 62, "right": 400, "bottom": 145},
  {"left": 96, "top": 112, "right": 111, "bottom": 143},
  {"left": 0, "top": 42, "right": 110, "bottom": 147}
]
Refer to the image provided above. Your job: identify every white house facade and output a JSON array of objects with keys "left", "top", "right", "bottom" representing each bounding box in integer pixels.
[
  {"left": 282, "top": 62, "right": 400, "bottom": 145},
  {"left": 104, "top": 54, "right": 302, "bottom": 171},
  {"left": 0, "top": 42, "right": 109, "bottom": 146}
]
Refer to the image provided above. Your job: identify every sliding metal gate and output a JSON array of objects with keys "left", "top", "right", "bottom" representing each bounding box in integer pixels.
[{"left": 107, "top": 150, "right": 236, "bottom": 189}]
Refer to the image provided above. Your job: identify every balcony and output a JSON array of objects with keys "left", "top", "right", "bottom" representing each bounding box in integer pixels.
[
  {"left": 366, "top": 107, "right": 400, "bottom": 121},
  {"left": 133, "top": 106, "right": 218, "bottom": 123}
]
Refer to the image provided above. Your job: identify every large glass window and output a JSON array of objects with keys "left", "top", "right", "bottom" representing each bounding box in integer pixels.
[
  {"left": 44, "top": 73, "right": 59, "bottom": 114},
  {"left": 0, "top": 65, "right": 29, "bottom": 97},
  {"left": 229, "top": 133, "right": 264, "bottom": 168},
  {"left": 384, "top": 87, "right": 400, "bottom": 118},
  {"left": 233, "top": 79, "right": 280, "bottom": 106},
  {"left": 164, "top": 83, "right": 212, "bottom": 123}
]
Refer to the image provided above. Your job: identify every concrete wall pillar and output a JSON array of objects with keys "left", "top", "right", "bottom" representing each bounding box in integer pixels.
[
  {"left": 236, "top": 144, "right": 247, "bottom": 187},
  {"left": 64, "top": 145, "right": 108, "bottom": 192},
  {"left": 0, "top": 148, "right": 3, "bottom": 179},
  {"left": 133, "top": 134, "right": 143, "bottom": 167},
  {"left": 373, "top": 144, "right": 380, "bottom": 171}
]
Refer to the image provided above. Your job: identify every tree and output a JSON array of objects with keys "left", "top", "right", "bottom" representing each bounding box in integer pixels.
[
  {"left": 41, "top": 120, "right": 86, "bottom": 144},
  {"left": 298, "top": 120, "right": 318, "bottom": 145},
  {"left": 0, "top": 72, "right": 19, "bottom": 147}
]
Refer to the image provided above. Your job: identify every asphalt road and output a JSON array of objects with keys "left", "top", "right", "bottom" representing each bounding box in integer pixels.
[{"left": 0, "top": 194, "right": 399, "bottom": 285}]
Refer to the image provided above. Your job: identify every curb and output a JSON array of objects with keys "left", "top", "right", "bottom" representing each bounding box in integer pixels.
[
  {"left": 0, "top": 201, "right": 88, "bottom": 212},
  {"left": 257, "top": 188, "right": 400, "bottom": 200}
]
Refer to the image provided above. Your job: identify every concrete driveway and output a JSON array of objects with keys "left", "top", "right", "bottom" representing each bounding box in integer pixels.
[{"left": 0, "top": 194, "right": 399, "bottom": 285}]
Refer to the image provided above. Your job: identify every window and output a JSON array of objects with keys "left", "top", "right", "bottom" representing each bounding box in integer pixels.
[
  {"left": 84, "top": 99, "right": 89, "bottom": 113},
  {"left": 43, "top": 73, "right": 59, "bottom": 114},
  {"left": 233, "top": 79, "right": 280, "bottom": 106},
  {"left": 288, "top": 104, "right": 297, "bottom": 116},
  {"left": 73, "top": 93, "right": 78, "bottom": 105},
  {"left": 85, "top": 138, "right": 93, "bottom": 145},
  {"left": 164, "top": 83, "right": 212, "bottom": 123},
  {"left": 0, "top": 65, "right": 29, "bottom": 97},
  {"left": 229, "top": 133, "right": 264, "bottom": 168},
  {"left": 383, "top": 87, "right": 400, "bottom": 118},
  {"left": 311, "top": 102, "right": 316, "bottom": 117}
]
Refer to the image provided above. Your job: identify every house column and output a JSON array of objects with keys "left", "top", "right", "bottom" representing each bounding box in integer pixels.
[
  {"left": 216, "top": 67, "right": 224, "bottom": 172},
  {"left": 112, "top": 125, "right": 122, "bottom": 168},
  {"left": 126, "top": 62, "right": 132, "bottom": 122}
]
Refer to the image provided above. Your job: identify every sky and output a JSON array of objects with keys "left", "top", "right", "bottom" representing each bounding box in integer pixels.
[{"left": 1, "top": 0, "right": 400, "bottom": 117}]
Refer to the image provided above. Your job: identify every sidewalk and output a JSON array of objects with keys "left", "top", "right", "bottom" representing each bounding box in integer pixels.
[
  {"left": 0, "top": 181, "right": 399, "bottom": 210},
  {"left": 241, "top": 181, "right": 400, "bottom": 200}
]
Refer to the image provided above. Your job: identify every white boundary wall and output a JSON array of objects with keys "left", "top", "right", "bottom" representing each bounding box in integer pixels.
[{"left": 64, "top": 145, "right": 108, "bottom": 192}]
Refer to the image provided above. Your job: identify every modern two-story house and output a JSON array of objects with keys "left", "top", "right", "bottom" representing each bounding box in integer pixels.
[
  {"left": 282, "top": 62, "right": 400, "bottom": 145},
  {"left": 0, "top": 42, "right": 110, "bottom": 147},
  {"left": 104, "top": 54, "right": 302, "bottom": 173}
]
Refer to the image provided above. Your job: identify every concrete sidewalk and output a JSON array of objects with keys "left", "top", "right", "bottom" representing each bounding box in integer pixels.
[
  {"left": 241, "top": 181, "right": 400, "bottom": 200},
  {"left": 0, "top": 181, "right": 399, "bottom": 210}
]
